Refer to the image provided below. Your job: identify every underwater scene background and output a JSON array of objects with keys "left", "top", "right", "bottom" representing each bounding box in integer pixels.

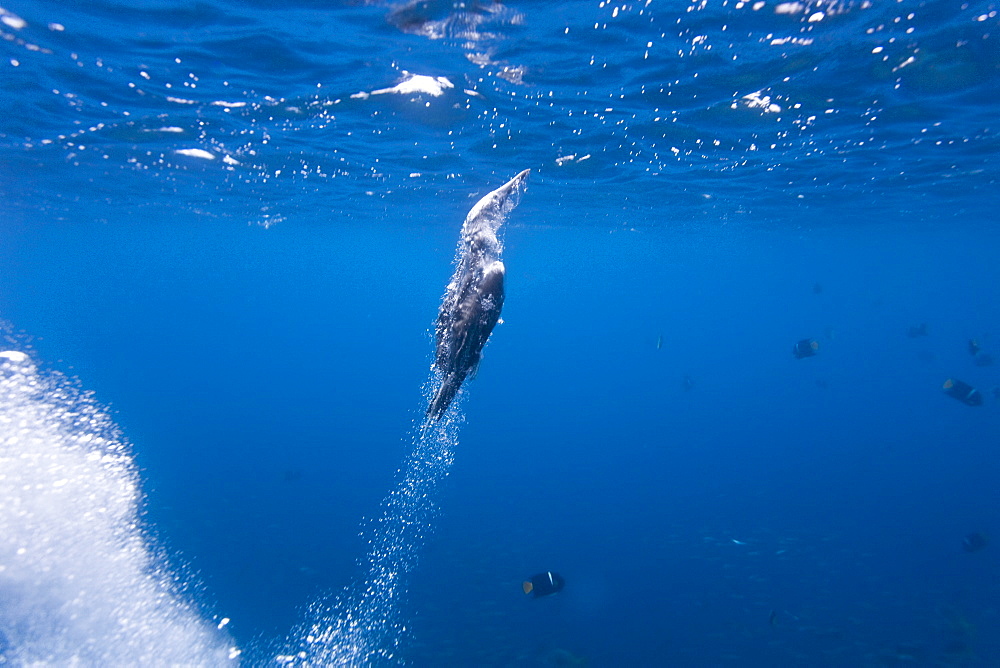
[{"left": 1, "top": 0, "right": 998, "bottom": 665}]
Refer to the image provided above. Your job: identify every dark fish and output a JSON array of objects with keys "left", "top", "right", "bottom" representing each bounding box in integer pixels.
[
  {"left": 973, "top": 352, "right": 994, "bottom": 367},
  {"left": 522, "top": 571, "right": 565, "bottom": 598},
  {"left": 963, "top": 531, "right": 989, "bottom": 552},
  {"left": 426, "top": 169, "right": 530, "bottom": 420},
  {"left": 943, "top": 378, "right": 983, "bottom": 407},
  {"left": 792, "top": 338, "right": 819, "bottom": 359}
]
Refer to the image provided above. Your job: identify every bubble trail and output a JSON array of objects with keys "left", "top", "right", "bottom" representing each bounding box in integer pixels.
[{"left": 279, "top": 402, "right": 462, "bottom": 666}]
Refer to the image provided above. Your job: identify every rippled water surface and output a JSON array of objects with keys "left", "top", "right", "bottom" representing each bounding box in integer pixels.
[{"left": 4, "top": 0, "right": 998, "bottom": 223}]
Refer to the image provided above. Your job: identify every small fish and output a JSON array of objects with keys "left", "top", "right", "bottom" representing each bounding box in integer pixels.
[
  {"left": 522, "top": 571, "right": 565, "bottom": 598},
  {"left": 943, "top": 378, "right": 983, "bottom": 407},
  {"left": 792, "top": 338, "right": 819, "bottom": 359},
  {"left": 963, "top": 531, "right": 989, "bottom": 552}
]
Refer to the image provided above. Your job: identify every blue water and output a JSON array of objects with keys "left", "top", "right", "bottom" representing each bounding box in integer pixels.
[{"left": 2, "top": 0, "right": 999, "bottom": 665}]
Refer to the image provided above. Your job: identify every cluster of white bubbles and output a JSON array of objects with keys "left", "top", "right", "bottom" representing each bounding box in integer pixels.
[
  {"left": 0, "top": 349, "right": 238, "bottom": 665},
  {"left": 0, "top": 341, "right": 466, "bottom": 665}
]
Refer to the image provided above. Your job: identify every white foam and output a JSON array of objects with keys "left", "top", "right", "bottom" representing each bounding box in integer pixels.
[
  {"left": 774, "top": 2, "right": 804, "bottom": 15},
  {"left": 0, "top": 351, "right": 238, "bottom": 664},
  {"left": 742, "top": 90, "right": 782, "bottom": 114},
  {"left": 176, "top": 148, "right": 216, "bottom": 160},
  {"left": 369, "top": 73, "right": 454, "bottom": 97},
  {"left": 0, "top": 9, "right": 26, "bottom": 30}
]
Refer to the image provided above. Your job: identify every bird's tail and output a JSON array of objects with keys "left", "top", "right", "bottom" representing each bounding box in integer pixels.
[{"left": 426, "top": 372, "right": 459, "bottom": 422}]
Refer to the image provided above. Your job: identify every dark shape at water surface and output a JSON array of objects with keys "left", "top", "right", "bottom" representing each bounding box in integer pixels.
[
  {"left": 426, "top": 169, "right": 530, "bottom": 420},
  {"left": 792, "top": 338, "right": 819, "bottom": 359},
  {"left": 907, "top": 323, "right": 929, "bottom": 338},
  {"left": 522, "top": 571, "right": 565, "bottom": 598},
  {"left": 962, "top": 531, "right": 989, "bottom": 552},
  {"left": 387, "top": 0, "right": 519, "bottom": 40},
  {"left": 942, "top": 378, "right": 983, "bottom": 406}
]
